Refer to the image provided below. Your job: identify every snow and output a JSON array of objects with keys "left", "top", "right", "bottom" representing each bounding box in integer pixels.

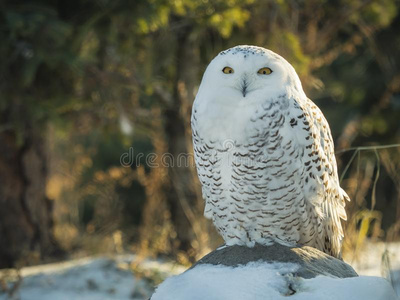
[
  {"left": 152, "top": 262, "right": 398, "bottom": 300},
  {"left": 0, "top": 242, "right": 399, "bottom": 300},
  {"left": 350, "top": 241, "right": 400, "bottom": 297},
  {"left": 15, "top": 260, "right": 133, "bottom": 300},
  {"left": 154, "top": 262, "right": 300, "bottom": 299},
  {"left": 350, "top": 242, "right": 400, "bottom": 275},
  {"left": 0, "top": 255, "right": 184, "bottom": 300}
]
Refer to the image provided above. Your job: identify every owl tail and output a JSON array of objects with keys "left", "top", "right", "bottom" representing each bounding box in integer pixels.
[
  {"left": 323, "top": 221, "right": 343, "bottom": 259},
  {"left": 321, "top": 194, "right": 346, "bottom": 259}
]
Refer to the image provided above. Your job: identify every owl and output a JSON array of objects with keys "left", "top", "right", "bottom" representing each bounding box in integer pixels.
[{"left": 191, "top": 45, "right": 350, "bottom": 258}]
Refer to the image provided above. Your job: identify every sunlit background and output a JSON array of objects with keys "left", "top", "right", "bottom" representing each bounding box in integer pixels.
[{"left": 1, "top": 0, "right": 400, "bottom": 291}]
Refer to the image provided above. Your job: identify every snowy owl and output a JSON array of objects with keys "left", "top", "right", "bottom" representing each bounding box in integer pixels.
[{"left": 191, "top": 45, "right": 350, "bottom": 258}]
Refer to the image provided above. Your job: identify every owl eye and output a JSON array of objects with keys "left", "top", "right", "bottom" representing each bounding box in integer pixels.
[
  {"left": 222, "top": 67, "right": 234, "bottom": 74},
  {"left": 257, "top": 67, "right": 273, "bottom": 75}
]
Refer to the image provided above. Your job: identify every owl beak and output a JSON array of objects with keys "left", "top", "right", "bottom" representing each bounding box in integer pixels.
[
  {"left": 241, "top": 77, "right": 248, "bottom": 97},
  {"left": 242, "top": 85, "right": 247, "bottom": 97}
]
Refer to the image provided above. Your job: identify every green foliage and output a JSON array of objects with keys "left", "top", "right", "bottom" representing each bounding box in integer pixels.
[
  {"left": 268, "top": 31, "right": 311, "bottom": 76},
  {"left": 358, "top": 0, "right": 398, "bottom": 27},
  {"left": 208, "top": 6, "right": 251, "bottom": 38}
]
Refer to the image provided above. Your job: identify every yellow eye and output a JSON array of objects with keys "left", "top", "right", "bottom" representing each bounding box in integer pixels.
[
  {"left": 257, "top": 67, "right": 273, "bottom": 75},
  {"left": 222, "top": 67, "right": 234, "bottom": 74}
]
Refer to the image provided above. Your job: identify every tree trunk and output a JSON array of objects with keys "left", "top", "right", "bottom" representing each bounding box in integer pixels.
[
  {"left": 0, "top": 111, "right": 60, "bottom": 268},
  {"left": 163, "top": 23, "right": 203, "bottom": 255}
]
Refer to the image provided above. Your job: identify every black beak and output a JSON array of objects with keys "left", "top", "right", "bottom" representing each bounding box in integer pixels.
[{"left": 241, "top": 78, "right": 248, "bottom": 97}]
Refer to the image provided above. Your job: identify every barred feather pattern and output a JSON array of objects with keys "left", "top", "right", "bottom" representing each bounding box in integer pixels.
[{"left": 192, "top": 93, "right": 349, "bottom": 258}]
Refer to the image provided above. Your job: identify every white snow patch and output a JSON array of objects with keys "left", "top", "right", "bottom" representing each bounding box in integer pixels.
[
  {"left": 350, "top": 242, "right": 400, "bottom": 276},
  {"left": 0, "top": 257, "right": 136, "bottom": 300},
  {"left": 0, "top": 255, "right": 185, "bottom": 300},
  {"left": 348, "top": 241, "right": 400, "bottom": 296},
  {"left": 152, "top": 262, "right": 399, "bottom": 300}
]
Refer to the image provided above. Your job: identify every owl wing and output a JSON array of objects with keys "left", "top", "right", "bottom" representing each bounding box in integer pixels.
[
  {"left": 288, "top": 97, "right": 349, "bottom": 257},
  {"left": 191, "top": 107, "right": 214, "bottom": 220}
]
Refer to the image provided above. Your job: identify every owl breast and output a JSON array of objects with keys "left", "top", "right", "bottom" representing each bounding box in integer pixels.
[{"left": 192, "top": 94, "right": 319, "bottom": 248}]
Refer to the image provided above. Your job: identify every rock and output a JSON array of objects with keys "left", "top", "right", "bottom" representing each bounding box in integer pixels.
[{"left": 192, "top": 243, "right": 358, "bottom": 279}]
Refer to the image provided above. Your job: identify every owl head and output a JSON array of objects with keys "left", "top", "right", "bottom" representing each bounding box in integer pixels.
[{"left": 195, "top": 45, "right": 305, "bottom": 107}]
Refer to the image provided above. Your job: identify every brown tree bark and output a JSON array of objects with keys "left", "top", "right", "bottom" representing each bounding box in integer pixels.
[
  {"left": 0, "top": 110, "right": 60, "bottom": 268},
  {"left": 163, "top": 23, "right": 204, "bottom": 256}
]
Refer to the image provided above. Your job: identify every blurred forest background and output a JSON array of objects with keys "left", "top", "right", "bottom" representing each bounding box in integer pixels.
[{"left": 1, "top": 0, "right": 400, "bottom": 269}]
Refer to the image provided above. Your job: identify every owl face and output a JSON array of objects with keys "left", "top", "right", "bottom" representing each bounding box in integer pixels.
[
  {"left": 193, "top": 46, "right": 305, "bottom": 142},
  {"left": 195, "top": 46, "right": 304, "bottom": 108}
]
